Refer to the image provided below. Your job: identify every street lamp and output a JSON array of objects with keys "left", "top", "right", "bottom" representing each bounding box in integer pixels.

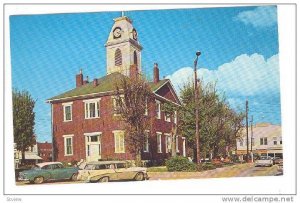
[{"left": 194, "top": 51, "right": 201, "bottom": 164}]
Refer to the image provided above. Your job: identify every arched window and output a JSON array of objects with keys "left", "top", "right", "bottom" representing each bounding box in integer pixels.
[
  {"left": 115, "top": 49, "right": 122, "bottom": 66},
  {"left": 133, "top": 51, "right": 138, "bottom": 65}
]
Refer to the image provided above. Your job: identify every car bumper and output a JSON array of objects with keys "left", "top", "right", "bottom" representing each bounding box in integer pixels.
[{"left": 18, "top": 177, "right": 29, "bottom": 181}]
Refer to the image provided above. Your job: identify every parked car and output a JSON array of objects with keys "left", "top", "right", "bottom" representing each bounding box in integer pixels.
[
  {"left": 18, "top": 162, "right": 79, "bottom": 184},
  {"left": 78, "top": 161, "right": 148, "bottom": 183},
  {"left": 273, "top": 157, "right": 283, "bottom": 165},
  {"left": 255, "top": 156, "right": 273, "bottom": 167}
]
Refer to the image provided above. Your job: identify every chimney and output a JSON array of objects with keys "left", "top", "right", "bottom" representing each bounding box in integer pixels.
[
  {"left": 130, "top": 64, "right": 138, "bottom": 79},
  {"left": 83, "top": 76, "right": 89, "bottom": 85},
  {"left": 76, "top": 69, "right": 83, "bottom": 87},
  {"left": 153, "top": 63, "right": 159, "bottom": 83},
  {"left": 93, "top": 78, "right": 98, "bottom": 87}
]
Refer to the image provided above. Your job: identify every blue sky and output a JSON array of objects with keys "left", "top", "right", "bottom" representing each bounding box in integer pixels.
[{"left": 10, "top": 6, "right": 280, "bottom": 142}]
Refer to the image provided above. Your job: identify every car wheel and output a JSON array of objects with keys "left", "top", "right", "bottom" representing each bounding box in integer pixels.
[
  {"left": 98, "top": 176, "right": 109, "bottom": 183},
  {"left": 34, "top": 176, "right": 44, "bottom": 184},
  {"left": 71, "top": 173, "right": 78, "bottom": 181},
  {"left": 134, "top": 172, "right": 144, "bottom": 181}
]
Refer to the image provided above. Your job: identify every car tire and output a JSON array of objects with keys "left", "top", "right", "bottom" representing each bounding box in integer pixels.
[
  {"left": 71, "top": 173, "right": 78, "bottom": 181},
  {"left": 134, "top": 172, "right": 144, "bottom": 181},
  {"left": 34, "top": 176, "right": 44, "bottom": 184},
  {"left": 98, "top": 176, "right": 109, "bottom": 183}
]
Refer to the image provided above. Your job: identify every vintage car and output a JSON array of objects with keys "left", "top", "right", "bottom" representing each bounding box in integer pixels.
[
  {"left": 18, "top": 162, "right": 79, "bottom": 184},
  {"left": 254, "top": 156, "right": 273, "bottom": 167},
  {"left": 78, "top": 161, "right": 148, "bottom": 183}
]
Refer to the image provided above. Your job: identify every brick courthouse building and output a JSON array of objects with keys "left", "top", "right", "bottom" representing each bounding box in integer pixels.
[{"left": 47, "top": 15, "right": 186, "bottom": 163}]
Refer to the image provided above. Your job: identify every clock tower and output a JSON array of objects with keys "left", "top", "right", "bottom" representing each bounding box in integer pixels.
[{"left": 105, "top": 15, "right": 142, "bottom": 76}]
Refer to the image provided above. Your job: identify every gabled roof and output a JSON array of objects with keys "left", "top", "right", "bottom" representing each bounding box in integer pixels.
[{"left": 47, "top": 72, "right": 169, "bottom": 102}]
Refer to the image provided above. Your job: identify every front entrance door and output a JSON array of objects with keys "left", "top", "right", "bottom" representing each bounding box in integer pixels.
[{"left": 85, "top": 133, "right": 102, "bottom": 162}]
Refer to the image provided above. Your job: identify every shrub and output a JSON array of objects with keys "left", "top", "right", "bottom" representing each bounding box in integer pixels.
[
  {"left": 198, "top": 162, "right": 216, "bottom": 171},
  {"left": 166, "top": 156, "right": 196, "bottom": 172}
]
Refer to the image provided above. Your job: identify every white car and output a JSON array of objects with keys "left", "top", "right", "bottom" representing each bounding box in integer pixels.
[
  {"left": 78, "top": 161, "right": 148, "bottom": 183},
  {"left": 255, "top": 156, "right": 273, "bottom": 167}
]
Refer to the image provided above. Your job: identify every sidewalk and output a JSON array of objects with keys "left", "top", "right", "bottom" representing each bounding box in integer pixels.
[{"left": 148, "top": 163, "right": 278, "bottom": 180}]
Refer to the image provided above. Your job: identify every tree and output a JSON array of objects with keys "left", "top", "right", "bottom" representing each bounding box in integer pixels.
[
  {"left": 13, "top": 89, "right": 36, "bottom": 165},
  {"left": 180, "top": 80, "right": 244, "bottom": 161},
  {"left": 114, "top": 75, "right": 152, "bottom": 165}
]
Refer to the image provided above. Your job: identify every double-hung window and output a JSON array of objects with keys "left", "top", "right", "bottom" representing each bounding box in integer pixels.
[
  {"left": 176, "top": 136, "right": 179, "bottom": 152},
  {"left": 63, "top": 102, "right": 73, "bottom": 122},
  {"left": 273, "top": 137, "right": 277, "bottom": 145},
  {"left": 144, "top": 131, "right": 149, "bottom": 152},
  {"left": 113, "top": 130, "right": 125, "bottom": 153},
  {"left": 157, "top": 132, "right": 162, "bottom": 153},
  {"left": 165, "top": 134, "right": 171, "bottom": 153},
  {"left": 63, "top": 135, "right": 74, "bottom": 156},
  {"left": 112, "top": 96, "right": 124, "bottom": 115},
  {"left": 84, "top": 99, "right": 100, "bottom": 119},
  {"left": 174, "top": 111, "right": 177, "bottom": 124},
  {"left": 165, "top": 112, "right": 171, "bottom": 122},
  {"left": 155, "top": 100, "right": 161, "bottom": 119}
]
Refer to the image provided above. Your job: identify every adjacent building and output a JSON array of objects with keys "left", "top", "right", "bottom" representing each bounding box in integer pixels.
[
  {"left": 47, "top": 15, "right": 186, "bottom": 163},
  {"left": 37, "top": 142, "right": 53, "bottom": 162},
  {"left": 236, "top": 123, "right": 282, "bottom": 160}
]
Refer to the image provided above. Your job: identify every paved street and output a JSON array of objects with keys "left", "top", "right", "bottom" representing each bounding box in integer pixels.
[{"left": 15, "top": 163, "right": 282, "bottom": 186}]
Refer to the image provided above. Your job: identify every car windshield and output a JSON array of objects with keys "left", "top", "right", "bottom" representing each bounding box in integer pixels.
[
  {"left": 260, "top": 157, "right": 269, "bottom": 160},
  {"left": 84, "top": 164, "right": 95, "bottom": 170},
  {"left": 32, "top": 165, "right": 41, "bottom": 170}
]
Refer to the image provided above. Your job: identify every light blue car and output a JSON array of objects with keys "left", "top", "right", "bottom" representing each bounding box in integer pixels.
[{"left": 18, "top": 162, "right": 79, "bottom": 184}]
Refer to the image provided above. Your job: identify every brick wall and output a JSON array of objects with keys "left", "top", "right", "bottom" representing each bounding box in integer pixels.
[{"left": 52, "top": 85, "right": 185, "bottom": 163}]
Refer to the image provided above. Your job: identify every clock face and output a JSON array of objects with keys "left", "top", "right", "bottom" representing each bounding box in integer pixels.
[
  {"left": 113, "top": 27, "right": 122, "bottom": 39},
  {"left": 132, "top": 28, "right": 138, "bottom": 40}
]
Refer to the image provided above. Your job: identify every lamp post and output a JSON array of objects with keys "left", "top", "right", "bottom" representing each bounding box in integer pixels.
[{"left": 194, "top": 51, "right": 201, "bottom": 164}]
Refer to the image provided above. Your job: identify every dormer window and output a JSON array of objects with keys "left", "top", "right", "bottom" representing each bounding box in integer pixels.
[{"left": 115, "top": 48, "right": 122, "bottom": 66}]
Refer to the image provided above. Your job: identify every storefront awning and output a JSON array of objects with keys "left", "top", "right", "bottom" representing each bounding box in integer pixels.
[{"left": 24, "top": 154, "right": 42, "bottom": 160}]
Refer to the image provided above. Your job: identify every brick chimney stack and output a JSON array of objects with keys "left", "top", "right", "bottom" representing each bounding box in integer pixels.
[
  {"left": 76, "top": 69, "right": 83, "bottom": 87},
  {"left": 153, "top": 63, "right": 159, "bottom": 83},
  {"left": 130, "top": 64, "right": 138, "bottom": 79},
  {"left": 93, "top": 78, "right": 98, "bottom": 87}
]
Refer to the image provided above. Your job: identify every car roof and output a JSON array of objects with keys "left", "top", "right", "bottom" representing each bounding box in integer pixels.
[
  {"left": 36, "top": 162, "right": 63, "bottom": 167},
  {"left": 86, "top": 161, "right": 126, "bottom": 165}
]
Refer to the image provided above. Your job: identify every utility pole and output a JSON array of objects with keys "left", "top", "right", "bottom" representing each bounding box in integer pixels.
[
  {"left": 250, "top": 115, "right": 253, "bottom": 162},
  {"left": 246, "top": 100, "right": 249, "bottom": 163},
  {"left": 194, "top": 51, "right": 201, "bottom": 164}
]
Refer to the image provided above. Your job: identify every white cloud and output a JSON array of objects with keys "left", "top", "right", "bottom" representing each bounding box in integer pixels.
[
  {"left": 235, "top": 6, "right": 277, "bottom": 28},
  {"left": 166, "top": 53, "right": 280, "bottom": 98}
]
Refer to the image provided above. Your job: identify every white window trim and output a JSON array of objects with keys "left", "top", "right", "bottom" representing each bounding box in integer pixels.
[
  {"left": 62, "top": 102, "right": 73, "bottom": 122},
  {"left": 174, "top": 110, "right": 177, "bottom": 124},
  {"left": 165, "top": 133, "right": 171, "bottom": 153},
  {"left": 63, "top": 134, "right": 74, "bottom": 156},
  {"left": 84, "top": 98, "right": 101, "bottom": 119},
  {"left": 164, "top": 112, "right": 171, "bottom": 122},
  {"left": 113, "top": 130, "right": 125, "bottom": 153},
  {"left": 144, "top": 130, "right": 150, "bottom": 152},
  {"left": 112, "top": 95, "right": 124, "bottom": 116},
  {"left": 156, "top": 132, "right": 162, "bottom": 153},
  {"left": 155, "top": 100, "right": 161, "bottom": 119}
]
